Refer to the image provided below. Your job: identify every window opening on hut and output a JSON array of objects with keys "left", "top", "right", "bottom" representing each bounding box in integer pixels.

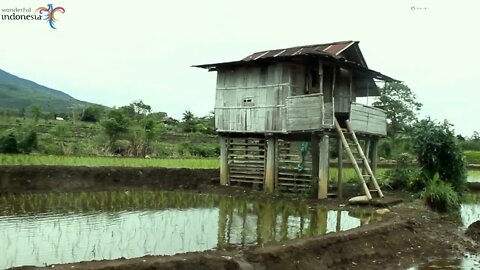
[
  {"left": 305, "top": 68, "right": 320, "bottom": 94},
  {"left": 243, "top": 96, "right": 254, "bottom": 106}
]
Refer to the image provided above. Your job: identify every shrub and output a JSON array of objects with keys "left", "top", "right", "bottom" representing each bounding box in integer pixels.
[
  {"left": 178, "top": 143, "right": 219, "bottom": 157},
  {"left": 383, "top": 153, "right": 421, "bottom": 190},
  {"left": 17, "top": 130, "right": 38, "bottom": 153},
  {"left": 422, "top": 174, "right": 460, "bottom": 212},
  {"left": 411, "top": 119, "right": 467, "bottom": 194},
  {"left": 0, "top": 133, "right": 19, "bottom": 153}
]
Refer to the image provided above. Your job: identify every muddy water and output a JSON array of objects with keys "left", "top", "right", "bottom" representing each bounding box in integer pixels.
[
  {"left": 410, "top": 193, "right": 480, "bottom": 269},
  {"left": 0, "top": 191, "right": 374, "bottom": 268}
]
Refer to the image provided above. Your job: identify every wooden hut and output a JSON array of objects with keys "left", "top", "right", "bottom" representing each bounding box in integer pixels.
[{"left": 194, "top": 41, "right": 397, "bottom": 200}]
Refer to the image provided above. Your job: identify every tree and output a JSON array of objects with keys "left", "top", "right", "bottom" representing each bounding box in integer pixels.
[
  {"left": 28, "top": 104, "right": 42, "bottom": 123},
  {"left": 101, "top": 109, "right": 130, "bottom": 145},
  {"left": 373, "top": 82, "right": 422, "bottom": 135},
  {"left": 81, "top": 105, "right": 104, "bottom": 122},
  {"left": 182, "top": 110, "right": 196, "bottom": 133},
  {"left": 131, "top": 100, "right": 151, "bottom": 117},
  {"left": 182, "top": 110, "right": 195, "bottom": 122},
  {"left": 411, "top": 119, "right": 466, "bottom": 194}
]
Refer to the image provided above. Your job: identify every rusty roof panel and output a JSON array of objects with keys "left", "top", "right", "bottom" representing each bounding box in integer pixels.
[
  {"left": 241, "top": 41, "right": 353, "bottom": 62},
  {"left": 193, "top": 40, "right": 399, "bottom": 83},
  {"left": 324, "top": 42, "right": 354, "bottom": 55}
]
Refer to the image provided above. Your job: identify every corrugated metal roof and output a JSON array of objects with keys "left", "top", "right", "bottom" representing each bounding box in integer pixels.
[
  {"left": 241, "top": 41, "right": 355, "bottom": 62},
  {"left": 193, "top": 41, "right": 399, "bottom": 83}
]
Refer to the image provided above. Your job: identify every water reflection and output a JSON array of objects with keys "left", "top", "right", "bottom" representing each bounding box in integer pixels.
[
  {"left": 409, "top": 253, "right": 480, "bottom": 269},
  {"left": 0, "top": 191, "right": 373, "bottom": 268},
  {"left": 461, "top": 193, "right": 480, "bottom": 228}
]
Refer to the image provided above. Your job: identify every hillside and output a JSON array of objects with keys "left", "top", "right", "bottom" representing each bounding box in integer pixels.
[{"left": 0, "top": 68, "right": 102, "bottom": 113}]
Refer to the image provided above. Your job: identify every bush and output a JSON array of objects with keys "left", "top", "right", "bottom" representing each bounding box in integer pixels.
[
  {"left": 411, "top": 119, "right": 467, "bottom": 194},
  {"left": 17, "top": 130, "right": 38, "bottom": 153},
  {"left": 178, "top": 143, "right": 219, "bottom": 157},
  {"left": 422, "top": 174, "right": 460, "bottom": 212},
  {"left": 0, "top": 133, "right": 19, "bottom": 153},
  {"left": 383, "top": 153, "right": 421, "bottom": 190}
]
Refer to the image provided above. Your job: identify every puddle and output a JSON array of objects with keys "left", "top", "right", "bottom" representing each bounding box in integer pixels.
[
  {"left": 408, "top": 253, "right": 480, "bottom": 269},
  {"left": 0, "top": 191, "right": 374, "bottom": 268},
  {"left": 409, "top": 193, "right": 480, "bottom": 269},
  {"left": 461, "top": 193, "right": 480, "bottom": 228}
]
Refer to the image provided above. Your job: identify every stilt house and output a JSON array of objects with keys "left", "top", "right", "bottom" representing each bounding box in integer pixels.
[{"left": 194, "top": 41, "right": 398, "bottom": 200}]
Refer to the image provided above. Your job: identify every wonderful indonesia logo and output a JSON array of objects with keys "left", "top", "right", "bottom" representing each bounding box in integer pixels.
[{"left": 0, "top": 3, "right": 65, "bottom": 29}]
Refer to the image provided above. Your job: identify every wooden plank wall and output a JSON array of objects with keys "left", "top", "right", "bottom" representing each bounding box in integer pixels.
[
  {"left": 349, "top": 103, "right": 387, "bottom": 136},
  {"left": 334, "top": 68, "right": 352, "bottom": 113},
  {"left": 228, "top": 138, "right": 265, "bottom": 186},
  {"left": 277, "top": 140, "right": 313, "bottom": 192},
  {"left": 323, "top": 102, "right": 334, "bottom": 128},
  {"left": 285, "top": 93, "right": 323, "bottom": 131},
  {"left": 215, "top": 63, "right": 289, "bottom": 132}
]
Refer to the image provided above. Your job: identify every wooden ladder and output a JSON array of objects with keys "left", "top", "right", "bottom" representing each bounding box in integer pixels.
[{"left": 334, "top": 118, "right": 384, "bottom": 200}]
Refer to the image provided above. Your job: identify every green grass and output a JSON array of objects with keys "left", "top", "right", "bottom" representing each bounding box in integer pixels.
[
  {"left": 329, "top": 167, "right": 388, "bottom": 182},
  {"left": 465, "top": 150, "right": 480, "bottom": 164},
  {"left": 0, "top": 154, "right": 219, "bottom": 169}
]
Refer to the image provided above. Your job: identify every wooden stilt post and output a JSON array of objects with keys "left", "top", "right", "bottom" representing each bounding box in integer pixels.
[
  {"left": 219, "top": 136, "right": 229, "bottom": 186},
  {"left": 318, "top": 134, "right": 329, "bottom": 199},
  {"left": 311, "top": 135, "right": 320, "bottom": 196},
  {"left": 337, "top": 138, "right": 343, "bottom": 200},
  {"left": 265, "top": 136, "right": 277, "bottom": 192},
  {"left": 369, "top": 139, "right": 378, "bottom": 177},
  {"left": 363, "top": 139, "right": 371, "bottom": 186}
]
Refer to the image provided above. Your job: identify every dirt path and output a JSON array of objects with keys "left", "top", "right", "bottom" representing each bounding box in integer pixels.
[{"left": 2, "top": 165, "right": 479, "bottom": 270}]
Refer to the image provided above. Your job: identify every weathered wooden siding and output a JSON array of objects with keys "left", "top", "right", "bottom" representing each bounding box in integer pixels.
[
  {"left": 215, "top": 63, "right": 289, "bottom": 132},
  {"left": 286, "top": 93, "right": 323, "bottom": 131},
  {"left": 349, "top": 103, "right": 387, "bottom": 136},
  {"left": 323, "top": 102, "right": 334, "bottom": 127},
  {"left": 334, "top": 68, "right": 352, "bottom": 113}
]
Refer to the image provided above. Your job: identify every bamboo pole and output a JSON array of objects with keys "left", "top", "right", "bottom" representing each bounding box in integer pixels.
[
  {"left": 345, "top": 120, "right": 384, "bottom": 198},
  {"left": 337, "top": 139, "right": 343, "bottom": 200},
  {"left": 334, "top": 119, "right": 372, "bottom": 200}
]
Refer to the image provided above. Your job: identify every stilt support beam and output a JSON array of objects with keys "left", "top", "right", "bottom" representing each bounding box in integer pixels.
[
  {"left": 265, "top": 136, "right": 277, "bottom": 192},
  {"left": 219, "top": 136, "right": 229, "bottom": 186},
  {"left": 318, "top": 134, "right": 329, "bottom": 199}
]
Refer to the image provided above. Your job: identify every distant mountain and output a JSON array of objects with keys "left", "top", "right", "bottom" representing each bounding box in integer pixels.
[{"left": 0, "top": 68, "right": 104, "bottom": 113}]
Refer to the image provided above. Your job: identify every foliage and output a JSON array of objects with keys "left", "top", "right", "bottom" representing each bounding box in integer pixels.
[
  {"left": 411, "top": 119, "right": 467, "bottom": 194},
  {"left": 383, "top": 153, "right": 421, "bottom": 190},
  {"left": 0, "top": 100, "right": 217, "bottom": 158},
  {"left": 0, "top": 132, "right": 19, "bottom": 153},
  {"left": 181, "top": 110, "right": 215, "bottom": 134},
  {"left": 28, "top": 104, "right": 42, "bottom": 123},
  {"left": 101, "top": 109, "right": 130, "bottom": 144},
  {"left": 421, "top": 174, "right": 460, "bottom": 212},
  {"left": 178, "top": 142, "right": 219, "bottom": 157},
  {"left": 0, "top": 128, "right": 38, "bottom": 154},
  {"left": 373, "top": 82, "right": 422, "bottom": 136},
  {"left": 80, "top": 105, "right": 104, "bottom": 122},
  {"left": 17, "top": 130, "right": 38, "bottom": 153}
]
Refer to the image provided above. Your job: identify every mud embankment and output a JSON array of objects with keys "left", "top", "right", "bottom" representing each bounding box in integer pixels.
[{"left": 0, "top": 165, "right": 218, "bottom": 194}]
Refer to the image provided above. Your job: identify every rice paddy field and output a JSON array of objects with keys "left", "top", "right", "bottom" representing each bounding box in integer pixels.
[
  {"left": 0, "top": 154, "right": 478, "bottom": 183},
  {"left": 0, "top": 154, "right": 218, "bottom": 169}
]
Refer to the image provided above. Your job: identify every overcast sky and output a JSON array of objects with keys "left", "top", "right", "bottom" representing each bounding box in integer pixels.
[{"left": 0, "top": 0, "right": 478, "bottom": 135}]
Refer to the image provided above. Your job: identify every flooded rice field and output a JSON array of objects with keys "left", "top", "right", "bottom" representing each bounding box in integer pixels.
[{"left": 0, "top": 190, "right": 373, "bottom": 269}]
